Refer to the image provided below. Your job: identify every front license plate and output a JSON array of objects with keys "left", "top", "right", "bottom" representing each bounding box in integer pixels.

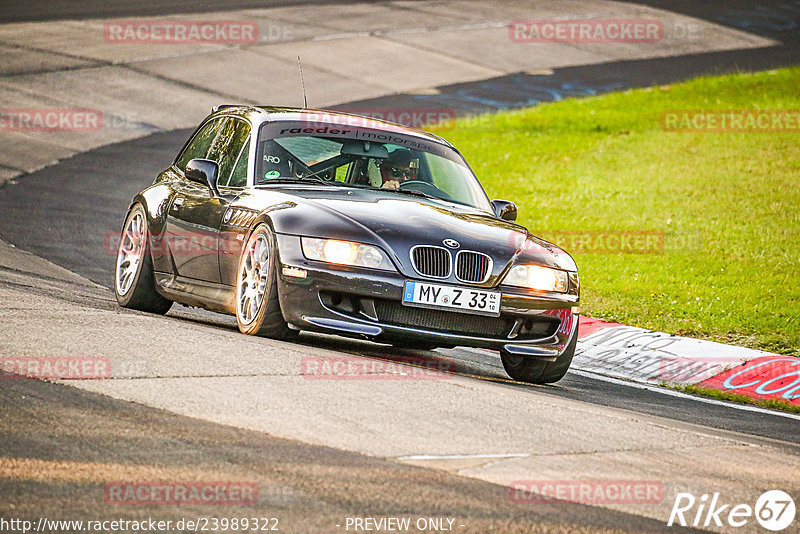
[{"left": 402, "top": 281, "right": 501, "bottom": 317}]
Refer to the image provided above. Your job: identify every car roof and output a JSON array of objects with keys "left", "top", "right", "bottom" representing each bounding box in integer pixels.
[{"left": 209, "top": 105, "right": 455, "bottom": 148}]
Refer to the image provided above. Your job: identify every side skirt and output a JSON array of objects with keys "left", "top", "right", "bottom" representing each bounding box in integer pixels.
[{"left": 154, "top": 272, "right": 236, "bottom": 315}]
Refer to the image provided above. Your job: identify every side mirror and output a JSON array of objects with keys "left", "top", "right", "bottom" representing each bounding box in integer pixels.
[
  {"left": 185, "top": 158, "right": 220, "bottom": 197},
  {"left": 491, "top": 199, "right": 517, "bottom": 222}
]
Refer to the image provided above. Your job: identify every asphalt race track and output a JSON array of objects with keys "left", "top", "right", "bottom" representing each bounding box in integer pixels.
[
  {"left": 0, "top": 0, "right": 355, "bottom": 24},
  {"left": 1, "top": 127, "right": 798, "bottom": 445},
  {"left": 1, "top": 1, "right": 800, "bottom": 532}
]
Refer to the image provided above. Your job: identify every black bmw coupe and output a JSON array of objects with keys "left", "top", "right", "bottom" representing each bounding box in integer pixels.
[{"left": 114, "top": 106, "right": 580, "bottom": 383}]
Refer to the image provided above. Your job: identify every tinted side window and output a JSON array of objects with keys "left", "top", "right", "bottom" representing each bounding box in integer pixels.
[
  {"left": 175, "top": 118, "right": 225, "bottom": 171},
  {"left": 218, "top": 120, "right": 251, "bottom": 187},
  {"left": 206, "top": 117, "right": 236, "bottom": 164},
  {"left": 228, "top": 134, "right": 250, "bottom": 188}
]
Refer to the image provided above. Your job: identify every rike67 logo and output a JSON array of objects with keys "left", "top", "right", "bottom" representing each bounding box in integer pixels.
[{"left": 668, "top": 490, "right": 795, "bottom": 531}]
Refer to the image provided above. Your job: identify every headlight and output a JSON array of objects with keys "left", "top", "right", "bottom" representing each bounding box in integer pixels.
[
  {"left": 301, "top": 237, "right": 394, "bottom": 271},
  {"left": 503, "top": 264, "right": 569, "bottom": 292}
]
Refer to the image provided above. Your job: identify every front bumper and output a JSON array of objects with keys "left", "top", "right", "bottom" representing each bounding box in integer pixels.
[{"left": 275, "top": 235, "right": 579, "bottom": 359}]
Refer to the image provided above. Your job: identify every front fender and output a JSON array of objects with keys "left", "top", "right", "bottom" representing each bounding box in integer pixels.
[
  {"left": 260, "top": 200, "right": 401, "bottom": 272},
  {"left": 129, "top": 180, "right": 176, "bottom": 275},
  {"left": 218, "top": 203, "right": 298, "bottom": 287}
]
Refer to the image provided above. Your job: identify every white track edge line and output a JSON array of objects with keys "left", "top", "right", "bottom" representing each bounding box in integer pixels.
[{"left": 570, "top": 369, "right": 800, "bottom": 421}]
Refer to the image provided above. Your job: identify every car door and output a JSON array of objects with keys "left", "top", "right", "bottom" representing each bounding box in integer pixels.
[
  {"left": 165, "top": 117, "right": 236, "bottom": 283},
  {"left": 216, "top": 119, "right": 252, "bottom": 286}
]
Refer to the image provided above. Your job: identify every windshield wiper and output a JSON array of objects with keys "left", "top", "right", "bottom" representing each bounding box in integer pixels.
[
  {"left": 299, "top": 174, "right": 338, "bottom": 185},
  {"left": 256, "top": 176, "right": 337, "bottom": 186},
  {"left": 389, "top": 188, "right": 438, "bottom": 200}
]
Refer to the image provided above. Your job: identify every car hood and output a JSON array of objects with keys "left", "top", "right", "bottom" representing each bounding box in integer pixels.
[{"left": 245, "top": 186, "right": 576, "bottom": 284}]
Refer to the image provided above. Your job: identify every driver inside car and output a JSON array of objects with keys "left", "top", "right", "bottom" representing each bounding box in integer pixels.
[{"left": 379, "top": 149, "right": 418, "bottom": 189}]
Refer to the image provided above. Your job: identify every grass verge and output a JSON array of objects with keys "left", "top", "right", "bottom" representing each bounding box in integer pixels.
[
  {"left": 663, "top": 383, "right": 800, "bottom": 415},
  {"left": 432, "top": 67, "right": 800, "bottom": 356}
]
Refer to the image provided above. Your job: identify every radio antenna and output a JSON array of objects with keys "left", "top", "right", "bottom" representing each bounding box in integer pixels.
[{"left": 297, "top": 55, "right": 308, "bottom": 108}]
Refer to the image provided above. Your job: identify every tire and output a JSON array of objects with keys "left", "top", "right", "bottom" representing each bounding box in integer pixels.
[
  {"left": 235, "top": 224, "right": 295, "bottom": 339},
  {"left": 114, "top": 204, "right": 173, "bottom": 314},
  {"left": 500, "top": 333, "right": 577, "bottom": 384}
]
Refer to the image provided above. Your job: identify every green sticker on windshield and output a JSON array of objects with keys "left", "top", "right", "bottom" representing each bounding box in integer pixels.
[{"left": 265, "top": 170, "right": 280, "bottom": 178}]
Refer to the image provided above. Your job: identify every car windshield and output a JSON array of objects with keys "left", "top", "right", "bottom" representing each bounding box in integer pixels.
[{"left": 255, "top": 119, "right": 492, "bottom": 211}]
